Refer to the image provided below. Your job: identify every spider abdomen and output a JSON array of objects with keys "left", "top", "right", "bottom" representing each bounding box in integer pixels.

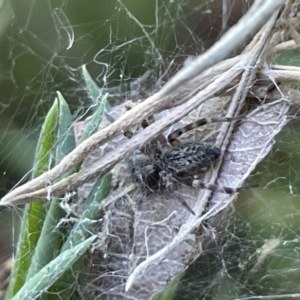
[{"left": 161, "top": 142, "right": 221, "bottom": 173}]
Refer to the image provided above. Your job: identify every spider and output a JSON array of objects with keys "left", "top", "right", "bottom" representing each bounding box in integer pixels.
[{"left": 127, "top": 113, "right": 252, "bottom": 215}]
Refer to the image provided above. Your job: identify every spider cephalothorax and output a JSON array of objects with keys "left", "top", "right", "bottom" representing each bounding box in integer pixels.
[
  {"left": 129, "top": 141, "right": 223, "bottom": 215},
  {"left": 160, "top": 141, "right": 221, "bottom": 174}
]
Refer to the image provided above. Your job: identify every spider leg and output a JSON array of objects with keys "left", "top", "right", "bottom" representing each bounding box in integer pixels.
[
  {"left": 168, "top": 116, "right": 243, "bottom": 146},
  {"left": 123, "top": 100, "right": 159, "bottom": 141},
  {"left": 104, "top": 109, "right": 137, "bottom": 139},
  {"left": 173, "top": 191, "right": 195, "bottom": 215},
  {"left": 105, "top": 101, "right": 156, "bottom": 139},
  {"left": 125, "top": 100, "right": 156, "bottom": 129},
  {"left": 125, "top": 101, "right": 169, "bottom": 154},
  {"left": 192, "top": 180, "right": 258, "bottom": 193},
  {"left": 160, "top": 170, "right": 195, "bottom": 215}
]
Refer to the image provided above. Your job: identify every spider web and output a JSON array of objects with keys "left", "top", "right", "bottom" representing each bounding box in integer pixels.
[{"left": 1, "top": 0, "right": 300, "bottom": 299}]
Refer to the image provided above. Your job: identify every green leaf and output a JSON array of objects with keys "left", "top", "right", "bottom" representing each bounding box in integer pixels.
[
  {"left": 55, "top": 91, "right": 76, "bottom": 165},
  {"left": 152, "top": 273, "right": 182, "bottom": 300},
  {"left": 25, "top": 92, "right": 76, "bottom": 281},
  {"left": 81, "top": 64, "right": 104, "bottom": 104},
  {"left": 45, "top": 172, "right": 112, "bottom": 300},
  {"left": 6, "top": 99, "right": 59, "bottom": 299},
  {"left": 11, "top": 236, "right": 96, "bottom": 300},
  {"left": 62, "top": 172, "right": 111, "bottom": 252},
  {"left": 78, "top": 93, "right": 108, "bottom": 144}
]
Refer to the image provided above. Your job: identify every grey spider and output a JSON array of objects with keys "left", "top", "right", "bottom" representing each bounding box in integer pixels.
[{"left": 129, "top": 115, "right": 252, "bottom": 215}]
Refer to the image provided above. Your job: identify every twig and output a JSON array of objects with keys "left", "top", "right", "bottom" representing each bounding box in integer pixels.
[
  {"left": 1, "top": 0, "right": 285, "bottom": 205},
  {"left": 5, "top": 63, "right": 244, "bottom": 205},
  {"left": 125, "top": 8, "right": 283, "bottom": 291}
]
